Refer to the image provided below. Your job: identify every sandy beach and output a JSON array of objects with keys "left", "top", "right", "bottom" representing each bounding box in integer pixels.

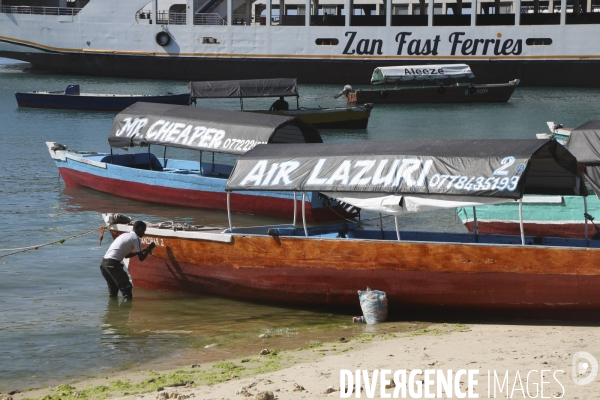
[{"left": 8, "top": 322, "right": 600, "bottom": 400}]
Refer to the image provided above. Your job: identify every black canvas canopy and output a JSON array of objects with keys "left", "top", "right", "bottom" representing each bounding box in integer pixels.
[
  {"left": 226, "top": 139, "right": 586, "bottom": 199},
  {"left": 107, "top": 102, "right": 321, "bottom": 155},
  {"left": 189, "top": 78, "right": 298, "bottom": 100},
  {"left": 566, "top": 121, "right": 600, "bottom": 165},
  {"left": 566, "top": 120, "right": 600, "bottom": 193}
]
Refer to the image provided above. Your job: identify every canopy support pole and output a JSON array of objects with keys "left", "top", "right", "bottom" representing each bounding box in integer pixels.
[
  {"left": 519, "top": 198, "right": 525, "bottom": 245},
  {"left": 227, "top": 191, "right": 233, "bottom": 232},
  {"left": 296, "top": 96, "right": 299, "bottom": 110},
  {"left": 584, "top": 196, "right": 589, "bottom": 243},
  {"left": 473, "top": 206, "right": 478, "bottom": 243},
  {"left": 148, "top": 145, "right": 152, "bottom": 171},
  {"left": 211, "top": 152, "right": 215, "bottom": 173},
  {"left": 293, "top": 191, "right": 297, "bottom": 227},
  {"left": 163, "top": 146, "right": 167, "bottom": 168},
  {"left": 379, "top": 213, "right": 384, "bottom": 239},
  {"left": 302, "top": 192, "right": 308, "bottom": 237},
  {"left": 394, "top": 215, "right": 400, "bottom": 241},
  {"left": 240, "top": 97, "right": 244, "bottom": 111},
  {"left": 199, "top": 151, "right": 203, "bottom": 175},
  {"left": 110, "top": 148, "right": 113, "bottom": 164}
]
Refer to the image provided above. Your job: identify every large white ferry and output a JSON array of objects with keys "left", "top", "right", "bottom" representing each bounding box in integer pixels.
[{"left": 1, "top": 0, "right": 599, "bottom": 85}]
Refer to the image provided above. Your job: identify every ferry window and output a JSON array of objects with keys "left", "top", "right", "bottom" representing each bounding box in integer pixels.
[
  {"left": 526, "top": 38, "right": 552, "bottom": 46},
  {"left": 315, "top": 38, "right": 339, "bottom": 45},
  {"left": 202, "top": 37, "right": 220, "bottom": 44},
  {"left": 392, "top": 5, "right": 409, "bottom": 14}
]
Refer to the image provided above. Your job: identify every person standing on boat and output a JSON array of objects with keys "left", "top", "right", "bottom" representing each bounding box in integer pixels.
[
  {"left": 270, "top": 96, "right": 289, "bottom": 111},
  {"left": 100, "top": 221, "right": 155, "bottom": 300}
]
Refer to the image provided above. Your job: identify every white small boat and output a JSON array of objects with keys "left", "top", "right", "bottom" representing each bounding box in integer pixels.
[{"left": 535, "top": 121, "right": 574, "bottom": 144}]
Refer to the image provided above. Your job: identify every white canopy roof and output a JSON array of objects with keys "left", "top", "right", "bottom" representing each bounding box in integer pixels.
[
  {"left": 371, "top": 64, "right": 475, "bottom": 84},
  {"left": 322, "top": 192, "right": 513, "bottom": 215}
]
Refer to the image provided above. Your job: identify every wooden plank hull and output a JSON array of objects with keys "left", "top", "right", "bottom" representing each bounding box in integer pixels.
[
  {"left": 59, "top": 167, "right": 348, "bottom": 221},
  {"left": 114, "top": 228, "right": 600, "bottom": 312},
  {"left": 250, "top": 107, "right": 371, "bottom": 129},
  {"left": 346, "top": 83, "right": 517, "bottom": 104},
  {"left": 463, "top": 221, "right": 590, "bottom": 239},
  {"left": 457, "top": 196, "right": 600, "bottom": 239}
]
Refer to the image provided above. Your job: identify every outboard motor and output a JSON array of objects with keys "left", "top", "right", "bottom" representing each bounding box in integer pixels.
[
  {"left": 64, "top": 84, "right": 80, "bottom": 95},
  {"left": 333, "top": 84, "right": 353, "bottom": 99}
]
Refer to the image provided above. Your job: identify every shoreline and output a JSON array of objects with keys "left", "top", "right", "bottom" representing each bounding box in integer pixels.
[{"left": 7, "top": 322, "right": 600, "bottom": 399}]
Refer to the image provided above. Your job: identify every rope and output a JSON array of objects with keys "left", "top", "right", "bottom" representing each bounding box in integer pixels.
[{"left": 0, "top": 226, "right": 105, "bottom": 259}]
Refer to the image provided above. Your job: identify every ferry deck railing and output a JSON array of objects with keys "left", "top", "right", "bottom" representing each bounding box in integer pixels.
[
  {"left": 135, "top": 10, "right": 225, "bottom": 25},
  {"left": 195, "top": 13, "right": 227, "bottom": 25},
  {"left": 130, "top": 3, "right": 600, "bottom": 27},
  {"left": 0, "top": 5, "right": 82, "bottom": 16}
]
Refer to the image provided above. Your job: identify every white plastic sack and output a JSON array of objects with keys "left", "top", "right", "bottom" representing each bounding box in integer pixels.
[{"left": 358, "top": 288, "right": 388, "bottom": 324}]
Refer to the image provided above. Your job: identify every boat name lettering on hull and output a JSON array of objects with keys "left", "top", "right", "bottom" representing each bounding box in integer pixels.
[
  {"left": 467, "top": 88, "right": 489, "bottom": 95},
  {"left": 342, "top": 31, "right": 523, "bottom": 56},
  {"left": 343, "top": 31, "right": 384, "bottom": 55},
  {"left": 141, "top": 237, "right": 164, "bottom": 246}
]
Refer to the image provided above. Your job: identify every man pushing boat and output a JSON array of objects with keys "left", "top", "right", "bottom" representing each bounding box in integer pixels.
[{"left": 100, "top": 221, "right": 155, "bottom": 300}]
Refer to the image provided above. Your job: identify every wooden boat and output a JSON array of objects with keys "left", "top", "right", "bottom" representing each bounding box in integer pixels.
[
  {"left": 459, "top": 121, "right": 600, "bottom": 239},
  {"left": 15, "top": 84, "right": 190, "bottom": 111},
  {"left": 189, "top": 78, "right": 373, "bottom": 129},
  {"left": 106, "top": 138, "right": 600, "bottom": 315},
  {"left": 343, "top": 64, "right": 519, "bottom": 105},
  {"left": 47, "top": 103, "right": 356, "bottom": 221}
]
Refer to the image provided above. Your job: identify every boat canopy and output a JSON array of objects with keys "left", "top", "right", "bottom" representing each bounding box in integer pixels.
[
  {"left": 566, "top": 120, "right": 600, "bottom": 193},
  {"left": 371, "top": 64, "right": 475, "bottom": 84},
  {"left": 107, "top": 102, "right": 322, "bottom": 155},
  {"left": 225, "top": 139, "right": 586, "bottom": 214},
  {"left": 189, "top": 78, "right": 299, "bottom": 100}
]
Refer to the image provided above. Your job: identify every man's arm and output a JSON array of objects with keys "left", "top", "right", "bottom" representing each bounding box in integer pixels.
[{"left": 125, "top": 242, "right": 156, "bottom": 261}]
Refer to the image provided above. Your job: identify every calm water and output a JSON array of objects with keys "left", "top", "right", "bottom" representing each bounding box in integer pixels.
[{"left": 1, "top": 57, "right": 599, "bottom": 392}]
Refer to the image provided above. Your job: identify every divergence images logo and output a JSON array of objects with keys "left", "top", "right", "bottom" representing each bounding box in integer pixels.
[{"left": 572, "top": 351, "right": 598, "bottom": 385}]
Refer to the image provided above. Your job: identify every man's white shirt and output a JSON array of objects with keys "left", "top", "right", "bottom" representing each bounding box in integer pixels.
[{"left": 104, "top": 231, "right": 142, "bottom": 262}]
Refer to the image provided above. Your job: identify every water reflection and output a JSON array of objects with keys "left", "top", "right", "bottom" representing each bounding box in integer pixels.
[
  {"left": 101, "top": 298, "right": 135, "bottom": 350},
  {"left": 96, "top": 288, "right": 415, "bottom": 373}
]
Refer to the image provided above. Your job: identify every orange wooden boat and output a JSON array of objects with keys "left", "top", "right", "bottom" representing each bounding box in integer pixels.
[{"left": 107, "top": 139, "right": 600, "bottom": 315}]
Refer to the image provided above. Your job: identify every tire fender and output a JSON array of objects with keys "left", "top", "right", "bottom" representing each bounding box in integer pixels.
[{"left": 156, "top": 31, "right": 171, "bottom": 46}]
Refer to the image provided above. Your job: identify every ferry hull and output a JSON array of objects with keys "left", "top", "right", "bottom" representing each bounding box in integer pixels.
[
  {"left": 5, "top": 50, "right": 600, "bottom": 87},
  {"left": 115, "top": 228, "right": 600, "bottom": 314}
]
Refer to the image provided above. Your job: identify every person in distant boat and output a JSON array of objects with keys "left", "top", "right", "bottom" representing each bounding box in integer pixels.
[
  {"left": 270, "top": 96, "right": 289, "bottom": 111},
  {"left": 100, "top": 221, "right": 155, "bottom": 300}
]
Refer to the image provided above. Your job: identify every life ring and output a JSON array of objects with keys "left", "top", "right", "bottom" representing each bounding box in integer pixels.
[
  {"left": 380, "top": 90, "right": 388, "bottom": 99},
  {"left": 468, "top": 86, "right": 477, "bottom": 95},
  {"left": 437, "top": 86, "right": 445, "bottom": 95},
  {"left": 156, "top": 31, "right": 170, "bottom": 46}
]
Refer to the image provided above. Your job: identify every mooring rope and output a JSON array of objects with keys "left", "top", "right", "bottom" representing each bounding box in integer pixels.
[{"left": 0, "top": 226, "right": 105, "bottom": 259}]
